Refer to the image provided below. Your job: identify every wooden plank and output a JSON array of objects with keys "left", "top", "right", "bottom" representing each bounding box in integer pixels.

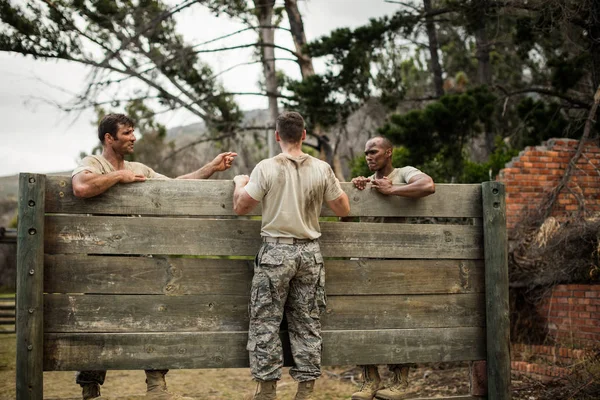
[
  {"left": 481, "top": 182, "right": 510, "bottom": 400},
  {"left": 16, "top": 173, "right": 45, "bottom": 400},
  {"left": 44, "top": 216, "right": 484, "bottom": 259},
  {"left": 43, "top": 327, "right": 486, "bottom": 370},
  {"left": 45, "top": 255, "right": 484, "bottom": 295},
  {"left": 43, "top": 293, "right": 485, "bottom": 333},
  {"left": 45, "top": 176, "right": 483, "bottom": 218}
]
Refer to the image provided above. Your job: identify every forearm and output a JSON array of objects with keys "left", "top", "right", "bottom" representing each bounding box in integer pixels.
[
  {"left": 390, "top": 179, "right": 435, "bottom": 198},
  {"left": 72, "top": 172, "right": 122, "bottom": 198},
  {"left": 176, "top": 163, "right": 216, "bottom": 180}
]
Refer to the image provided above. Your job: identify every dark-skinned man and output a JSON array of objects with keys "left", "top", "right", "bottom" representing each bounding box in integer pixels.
[
  {"left": 72, "top": 113, "right": 237, "bottom": 400},
  {"left": 350, "top": 136, "right": 435, "bottom": 400},
  {"left": 232, "top": 111, "right": 350, "bottom": 400}
]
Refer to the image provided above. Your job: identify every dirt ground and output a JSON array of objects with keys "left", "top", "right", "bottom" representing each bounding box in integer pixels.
[{"left": 1, "top": 332, "right": 549, "bottom": 399}]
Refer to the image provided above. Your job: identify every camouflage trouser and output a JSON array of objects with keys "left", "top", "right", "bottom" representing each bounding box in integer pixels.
[
  {"left": 247, "top": 241, "right": 326, "bottom": 382},
  {"left": 76, "top": 369, "right": 169, "bottom": 386}
]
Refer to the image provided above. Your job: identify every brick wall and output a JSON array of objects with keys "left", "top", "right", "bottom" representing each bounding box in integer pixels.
[
  {"left": 497, "top": 138, "right": 600, "bottom": 230},
  {"left": 538, "top": 284, "right": 600, "bottom": 348}
]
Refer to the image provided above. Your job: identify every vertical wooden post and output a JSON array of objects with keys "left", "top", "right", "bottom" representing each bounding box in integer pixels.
[
  {"left": 16, "top": 173, "right": 45, "bottom": 400},
  {"left": 482, "top": 181, "right": 511, "bottom": 400}
]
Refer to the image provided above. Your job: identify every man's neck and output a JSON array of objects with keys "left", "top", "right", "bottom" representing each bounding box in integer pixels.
[
  {"left": 279, "top": 142, "right": 305, "bottom": 158},
  {"left": 101, "top": 149, "right": 126, "bottom": 170},
  {"left": 375, "top": 164, "right": 394, "bottom": 179}
]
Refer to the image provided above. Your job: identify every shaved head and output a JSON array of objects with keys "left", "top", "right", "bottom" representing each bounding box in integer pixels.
[{"left": 366, "top": 136, "right": 393, "bottom": 150}]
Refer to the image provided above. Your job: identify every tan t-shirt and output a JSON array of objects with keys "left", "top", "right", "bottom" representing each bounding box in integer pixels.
[
  {"left": 72, "top": 155, "right": 169, "bottom": 179},
  {"left": 369, "top": 166, "right": 423, "bottom": 184},
  {"left": 366, "top": 166, "right": 424, "bottom": 223},
  {"left": 244, "top": 153, "right": 344, "bottom": 239}
]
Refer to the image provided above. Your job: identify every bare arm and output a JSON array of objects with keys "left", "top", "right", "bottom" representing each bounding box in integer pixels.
[
  {"left": 326, "top": 192, "right": 351, "bottom": 217},
  {"left": 177, "top": 152, "right": 237, "bottom": 180},
  {"left": 371, "top": 173, "right": 435, "bottom": 198},
  {"left": 72, "top": 170, "right": 146, "bottom": 198},
  {"left": 232, "top": 175, "right": 260, "bottom": 215}
]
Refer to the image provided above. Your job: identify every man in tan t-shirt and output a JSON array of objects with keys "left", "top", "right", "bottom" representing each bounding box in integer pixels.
[
  {"left": 71, "top": 113, "right": 237, "bottom": 400},
  {"left": 350, "top": 136, "right": 435, "bottom": 400},
  {"left": 232, "top": 111, "right": 350, "bottom": 400}
]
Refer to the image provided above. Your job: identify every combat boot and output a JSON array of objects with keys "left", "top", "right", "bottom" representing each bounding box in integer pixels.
[
  {"left": 351, "top": 365, "right": 381, "bottom": 400},
  {"left": 294, "top": 380, "right": 315, "bottom": 400},
  {"left": 145, "top": 370, "right": 194, "bottom": 399},
  {"left": 375, "top": 366, "right": 409, "bottom": 400},
  {"left": 81, "top": 382, "right": 105, "bottom": 400},
  {"left": 252, "top": 380, "right": 277, "bottom": 400}
]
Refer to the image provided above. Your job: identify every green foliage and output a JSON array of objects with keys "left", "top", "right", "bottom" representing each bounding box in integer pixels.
[
  {"left": 378, "top": 87, "right": 497, "bottom": 181},
  {"left": 461, "top": 139, "right": 519, "bottom": 183},
  {"left": 516, "top": 98, "right": 574, "bottom": 148}
]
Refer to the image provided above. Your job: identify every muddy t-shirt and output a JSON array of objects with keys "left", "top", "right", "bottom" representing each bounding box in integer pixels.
[
  {"left": 245, "top": 153, "right": 344, "bottom": 239},
  {"left": 72, "top": 155, "right": 169, "bottom": 179},
  {"left": 368, "top": 166, "right": 423, "bottom": 185}
]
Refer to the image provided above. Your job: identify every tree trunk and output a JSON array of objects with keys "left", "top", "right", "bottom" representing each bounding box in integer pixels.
[
  {"left": 472, "top": 0, "right": 493, "bottom": 154},
  {"left": 284, "top": 0, "right": 314, "bottom": 78},
  {"left": 254, "top": 0, "right": 279, "bottom": 157},
  {"left": 423, "top": 0, "right": 444, "bottom": 97},
  {"left": 284, "top": 0, "right": 344, "bottom": 179}
]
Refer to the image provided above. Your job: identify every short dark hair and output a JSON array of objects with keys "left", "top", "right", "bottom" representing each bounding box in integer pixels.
[
  {"left": 276, "top": 111, "right": 305, "bottom": 143},
  {"left": 98, "top": 114, "right": 135, "bottom": 144}
]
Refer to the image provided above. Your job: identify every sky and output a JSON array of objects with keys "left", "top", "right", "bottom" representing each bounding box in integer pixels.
[{"left": 0, "top": 1, "right": 396, "bottom": 178}]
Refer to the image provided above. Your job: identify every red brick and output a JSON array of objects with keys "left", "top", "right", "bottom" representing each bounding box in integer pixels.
[{"left": 585, "top": 291, "right": 599, "bottom": 298}]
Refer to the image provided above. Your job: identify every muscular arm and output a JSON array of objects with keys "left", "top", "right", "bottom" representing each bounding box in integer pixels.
[
  {"left": 72, "top": 170, "right": 145, "bottom": 198},
  {"left": 176, "top": 152, "right": 237, "bottom": 180},
  {"left": 326, "top": 192, "right": 351, "bottom": 217},
  {"left": 232, "top": 175, "right": 260, "bottom": 215},
  {"left": 372, "top": 173, "right": 435, "bottom": 198}
]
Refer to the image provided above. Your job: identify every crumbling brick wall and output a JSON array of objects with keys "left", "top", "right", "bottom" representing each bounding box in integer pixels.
[{"left": 498, "top": 138, "right": 600, "bottom": 230}]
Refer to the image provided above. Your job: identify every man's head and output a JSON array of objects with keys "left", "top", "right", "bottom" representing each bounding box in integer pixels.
[
  {"left": 364, "top": 136, "right": 393, "bottom": 172},
  {"left": 98, "top": 114, "right": 135, "bottom": 143},
  {"left": 276, "top": 111, "right": 305, "bottom": 143},
  {"left": 98, "top": 114, "right": 137, "bottom": 155}
]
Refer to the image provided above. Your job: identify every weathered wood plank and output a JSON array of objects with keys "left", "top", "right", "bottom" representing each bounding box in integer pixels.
[
  {"left": 43, "top": 293, "right": 485, "bottom": 333},
  {"left": 44, "top": 216, "right": 484, "bottom": 259},
  {"left": 44, "top": 255, "right": 484, "bottom": 295},
  {"left": 16, "top": 173, "right": 45, "bottom": 400},
  {"left": 482, "top": 182, "right": 510, "bottom": 400},
  {"left": 43, "top": 327, "right": 486, "bottom": 370},
  {"left": 45, "top": 176, "right": 483, "bottom": 218}
]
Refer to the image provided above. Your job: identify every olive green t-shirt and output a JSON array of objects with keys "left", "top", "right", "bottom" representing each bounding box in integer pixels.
[
  {"left": 244, "top": 153, "right": 344, "bottom": 240},
  {"left": 72, "top": 155, "right": 169, "bottom": 179}
]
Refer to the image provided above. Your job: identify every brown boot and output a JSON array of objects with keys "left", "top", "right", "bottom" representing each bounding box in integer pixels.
[
  {"left": 375, "top": 366, "right": 409, "bottom": 400},
  {"left": 351, "top": 365, "right": 381, "bottom": 400},
  {"left": 81, "top": 383, "right": 104, "bottom": 400},
  {"left": 294, "top": 380, "right": 315, "bottom": 400},
  {"left": 252, "top": 380, "right": 277, "bottom": 400},
  {"left": 145, "top": 370, "right": 194, "bottom": 399}
]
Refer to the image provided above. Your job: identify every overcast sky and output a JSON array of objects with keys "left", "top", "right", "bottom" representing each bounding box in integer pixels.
[{"left": 0, "top": 1, "right": 395, "bottom": 177}]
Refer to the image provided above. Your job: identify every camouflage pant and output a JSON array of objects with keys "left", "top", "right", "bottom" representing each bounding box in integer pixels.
[
  {"left": 247, "top": 241, "right": 326, "bottom": 382},
  {"left": 76, "top": 369, "right": 168, "bottom": 385}
]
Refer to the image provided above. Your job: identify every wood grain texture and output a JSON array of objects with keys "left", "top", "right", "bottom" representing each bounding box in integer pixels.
[
  {"left": 16, "top": 173, "right": 45, "bottom": 400},
  {"left": 43, "top": 327, "right": 486, "bottom": 370},
  {"left": 45, "top": 176, "right": 483, "bottom": 218},
  {"left": 43, "top": 293, "right": 485, "bottom": 333},
  {"left": 44, "top": 255, "right": 484, "bottom": 295},
  {"left": 44, "top": 216, "right": 484, "bottom": 259},
  {"left": 482, "top": 182, "right": 510, "bottom": 400}
]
